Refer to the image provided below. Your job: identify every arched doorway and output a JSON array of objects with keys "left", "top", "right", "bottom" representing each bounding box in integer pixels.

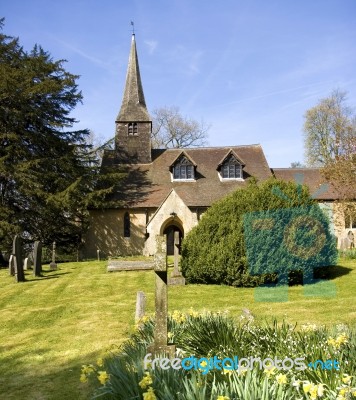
[{"left": 163, "top": 224, "right": 183, "bottom": 255}]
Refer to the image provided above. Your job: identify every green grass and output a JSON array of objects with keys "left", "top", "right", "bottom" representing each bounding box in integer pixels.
[{"left": 0, "top": 259, "right": 355, "bottom": 399}]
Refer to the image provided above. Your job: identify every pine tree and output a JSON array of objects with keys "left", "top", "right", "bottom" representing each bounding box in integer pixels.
[{"left": 0, "top": 19, "right": 122, "bottom": 255}]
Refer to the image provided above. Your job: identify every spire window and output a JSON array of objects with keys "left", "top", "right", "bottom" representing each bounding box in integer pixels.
[{"left": 128, "top": 122, "right": 138, "bottom": 135}]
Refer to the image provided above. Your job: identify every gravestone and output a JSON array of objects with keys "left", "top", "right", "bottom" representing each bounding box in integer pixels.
[
  {"left": 33, "top": 241, "right": 42, "bottom": 276},
  {"left": 49, "top": 241, "right": 57, "bottom": 270},
  {"left": 13, "top": 235, "right": 25, "bottom": 282},
  {"left": 135, "top": 291, "right": 146, "bottom": 323},
  {"left": 23, "top": 257, "right": 33, "bottom": 270},
  {"left": 168, "top": 231, "right": 185, "bottom": 286},
  {"left": 8, "top": 255, "right": 15, "bottom": 276},
  {"left": 147, "top": 235, "right": 175, "bottom": 357}
]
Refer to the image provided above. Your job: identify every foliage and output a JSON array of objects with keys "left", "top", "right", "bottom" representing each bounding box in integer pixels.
[
  {"left": 181, "top": 178, "right": 337, "bottom": 287},
  {"left": 339, "top": 249, "right": 356, "bottom": 260},
  {"left": 83, "top": 311, "right": 356, "bottom": 399},
  {"left": 151, "top": 106, "right": 210, "bottom": 148},
  {"left": 0, "top": 19, "right": 123, "bottom": 252}
]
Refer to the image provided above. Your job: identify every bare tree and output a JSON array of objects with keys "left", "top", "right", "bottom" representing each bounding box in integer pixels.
[
  {"left": 151, "top": 106, "right": 210, "bottom": 149},
  {"left": 304, "top": 90, "right": 356, "bottom": 212},
  {"left": 303, "top": 89, "right": 355, "bottom": 167}
]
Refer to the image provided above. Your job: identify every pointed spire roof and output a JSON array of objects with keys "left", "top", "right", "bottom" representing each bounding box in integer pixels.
[{"left": 116, "top": 34, "right": 151, "bottom": 122}]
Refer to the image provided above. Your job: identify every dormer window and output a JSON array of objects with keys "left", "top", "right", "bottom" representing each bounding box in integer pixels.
[
  {"left": 173, "top": 156, "right": 195, "bottom": 180},
  {"left": 219, "top": 153, "right": 244, "bottom": 180},
  {"left": 128, "top": 122, "right": 138, "bottom": 135}
]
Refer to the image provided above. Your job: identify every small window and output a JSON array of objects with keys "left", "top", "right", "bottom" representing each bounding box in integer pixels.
[
  {"left": 221, "top": 155, "right": 242, "bottom": 179},
  {"left": 124, "top": 212, "right": 130, "bottom": 237},
  {"left": 128, "top": 122, "right": 138, "bottom": 135},
  {"left": 173, "top": 156, "right": 195, "bottom": 180}
]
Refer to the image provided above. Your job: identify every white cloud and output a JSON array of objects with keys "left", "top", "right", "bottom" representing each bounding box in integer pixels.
[{"left": 145, "top": 40, "right": 158, "bottom": 54}]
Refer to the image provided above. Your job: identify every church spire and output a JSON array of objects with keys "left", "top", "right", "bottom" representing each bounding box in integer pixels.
[{"left": 116, "top": 34, "right": 150, "bottom": 122}]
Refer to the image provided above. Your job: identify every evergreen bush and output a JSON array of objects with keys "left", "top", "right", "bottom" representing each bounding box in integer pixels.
[{"left": 181, "top": 178, "right": 337, "bottom": 286}]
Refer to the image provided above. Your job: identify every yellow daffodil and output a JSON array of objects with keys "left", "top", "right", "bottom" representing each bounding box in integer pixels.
[
  {"left": 264, "top": 366, "right": 276, "bottom": 378},
  {"left": 139, "top": 372, "right": 153, "bottom": 389},
  {"left": 222, "top": 368, "right": 233, "bottom": 376},
  {"left": 303, "top": 382, "right": 312, "bottom": 394},
  {"left": 97, "top": 370, "right": 109, "bottom": 385},
  {"left": 342, "top": 374, "right": 352, "bottom": 384},
  {"left": 79, "top": 374, "right": 88, "bottom": 383},
  {"left": 276, "top": 373, "right": 287, "bottom": 385},
  {"left": 143, "top": 387, "right": 156, "bottom": 400},
  {"left": 217, "top": 396, "right": 230, "bottom": 400},
  {"left": 81, "top": 364, "right": 94, "bottom": 375},
  {"left": 96, "top": 357, "right": 104, "bottom": 367}
]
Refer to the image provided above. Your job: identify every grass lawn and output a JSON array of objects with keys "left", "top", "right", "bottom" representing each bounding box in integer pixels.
[{"left": 0, "top": 258, "right": 355, "bottom": 399}]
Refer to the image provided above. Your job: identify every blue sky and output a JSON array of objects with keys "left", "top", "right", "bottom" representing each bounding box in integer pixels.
[{"left": 2, "top": 0, "right": 356, "bottom": 167}]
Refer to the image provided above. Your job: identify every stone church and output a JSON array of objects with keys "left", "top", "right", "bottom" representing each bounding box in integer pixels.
[{"left": 82, "top": 35, "right": 354, "bottom": 258}]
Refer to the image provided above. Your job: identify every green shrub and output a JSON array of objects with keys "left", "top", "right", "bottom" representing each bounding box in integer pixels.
[{"left": 181, "top": 178, "right": 337, "bottom": 287}]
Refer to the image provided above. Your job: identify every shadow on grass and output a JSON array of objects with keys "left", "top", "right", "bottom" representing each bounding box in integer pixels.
[
  {"left": 0, "top": 345, "right": 101, "bottom": 400},
  {"left": 24, "top": 271, "right": 72, "bottom": 282},
  {"left": 314, "top": 264, "right": 353, "bottom": 280}
]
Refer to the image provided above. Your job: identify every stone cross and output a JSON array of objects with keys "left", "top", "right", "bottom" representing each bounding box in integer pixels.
[
  {"left": 168, "top": 231, "right": 185, "bottom": 286},
  {"left": 33, "top": 241, "right": 42, "bottom": 276},
  {"left": 13, "top": 235, "right": 25, "bottom": 282},
  {"left": 148, "top": 235, "right": 175, "bottom": 357},
  {"left": 49, "top": 241, "right": 57, "bottom": 270}
]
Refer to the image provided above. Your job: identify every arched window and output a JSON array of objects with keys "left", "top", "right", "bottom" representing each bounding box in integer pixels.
[
  {"left": 128, "top": 122, "right": 138, "bottom": 135},
  {"left": 124, "top": 212, "right": 130, "bottom": 237}
]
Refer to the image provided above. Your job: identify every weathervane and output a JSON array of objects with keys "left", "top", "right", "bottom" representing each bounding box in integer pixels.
[{"left": 131, "top": 21, "right": 135, "bottom": 35}]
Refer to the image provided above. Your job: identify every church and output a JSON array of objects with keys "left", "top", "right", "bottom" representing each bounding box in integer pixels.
[{"left": 82, "top": 34, "right": 353, "bottom": 258}]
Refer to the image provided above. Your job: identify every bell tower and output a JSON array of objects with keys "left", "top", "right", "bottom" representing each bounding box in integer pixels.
[{"left": 115, "top": 34, "right": 152, "bottom": 164}]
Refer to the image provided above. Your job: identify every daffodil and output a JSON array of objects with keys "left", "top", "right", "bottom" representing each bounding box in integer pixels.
[
  {"left": 79, "top": 374, "right": 88, "bottom": 383},
  {"left": 139, "top": 372, "right": 153, "bottom": 389},
  {"left": 97, "top": 370, "right": 109, "bottom": 385},
  {"left": 216, "top": 396, "right": 230, "bottom": 400},
  {"left": 143, "top": 387, "right": 156, "bottom": 400},
  {"left": 96, "top": 357, "right": 104, "bottom": 367},
  {"left": 263, "top": 366, "right": 276, "bottom": 378},
  {"left": 303, "top": 382, "right": 312, "bottom": 394},
  {"left": 342, "top": 374, "right": 352, "bottom": 384},
  {"left": 276, "top": 373, "right": 287, "bottom": 385}
]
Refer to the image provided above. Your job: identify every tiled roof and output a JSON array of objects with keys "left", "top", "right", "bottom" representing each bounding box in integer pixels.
[
  {"left": 271, "top": 168, "right": 341, "bottom": 200},
  {"left": 102, "top": 145, "right": 273, "bottom": 208}
]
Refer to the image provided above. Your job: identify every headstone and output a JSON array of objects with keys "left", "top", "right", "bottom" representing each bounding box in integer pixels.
[
  {"left": 13, "top": 235, "right": 25, "bottom": 282},
  {"left": 147, "top": 235, "right": 175, "bottom": 357},
  {"left": 49, "top": 241, "right": 57, "bottom": 270},
  {"left": 168, "top": 231, "right": 185, "bottom": 285},
  {"left": 8, "top": 255, "right": 15, "bottom": 276},
  {"left": 135, "top": 291, "right": 146, "bottom": 322},
  {"left": 23, "top": 257, "right": 33, "bottom": 270},
  {"left": 97, "top": 249, "right": 100, "bottom": 261},
  {"left": 33, "top": 241, "right": 42, "bottom": 276}
]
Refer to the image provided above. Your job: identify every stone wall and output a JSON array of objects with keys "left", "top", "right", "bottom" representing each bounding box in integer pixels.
[{"left": 82, "top": 209, "right": 148, "bottom": 258}]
